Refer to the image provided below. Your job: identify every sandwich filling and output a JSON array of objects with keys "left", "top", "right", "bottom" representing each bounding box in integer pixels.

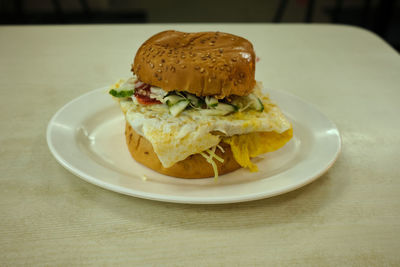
[{"left": 110, "top": 76, "right": 292, "bottom": 176}]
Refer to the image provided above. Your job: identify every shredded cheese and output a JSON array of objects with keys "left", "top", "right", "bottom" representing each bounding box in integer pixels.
[
  {"left": 200, "top": 145, "right": 225, "bottom": 180},
  {"left": 216, "top": 144, "right": 225, "bottom": 153}
]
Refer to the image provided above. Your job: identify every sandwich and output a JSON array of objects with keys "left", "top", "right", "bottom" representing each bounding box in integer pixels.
[{"left": 109, "top": 30, "right": 293, "bottom": 179}]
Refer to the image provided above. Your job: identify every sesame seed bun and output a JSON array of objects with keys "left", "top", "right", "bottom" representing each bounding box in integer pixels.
[
  {"left": 132, "top": 30, "right": 256, "bottom": 98},
  {"left": 125, "top": 123, "right": 241, "bottom": 178}
]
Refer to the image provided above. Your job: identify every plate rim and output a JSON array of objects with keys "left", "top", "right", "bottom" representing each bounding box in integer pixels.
[{"left": 47, "top": 87, "right": 342, "bottom": 204}]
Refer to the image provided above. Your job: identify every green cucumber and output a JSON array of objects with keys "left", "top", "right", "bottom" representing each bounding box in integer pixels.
[
  {"left": 164, "top": 95, "right": 185, "bottom": 107},
  {"left": 215, "top": 103, "right": 237, "bottom": 114},
  {"left": 202, "top": 103, "right": 236, "bottom": 116},
  {"left": 249, "top": 94, "right": 264, "bottom": 112},
  {"left": 185, "top": 93, "right": 202, "bottom": 108},
  {"left": 169, "top": 99, "right": 190, "bottom": 116},
  {"left": 205, "top": 96, "right": 218, "bottom": 108},
  {"left": 230, "top": 98, "right": 243, "bottom": 109}
]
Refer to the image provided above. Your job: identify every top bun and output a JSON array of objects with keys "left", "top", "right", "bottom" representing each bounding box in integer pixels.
[{"left": 132, "top": 30, "right": 256, "bottom": 98}]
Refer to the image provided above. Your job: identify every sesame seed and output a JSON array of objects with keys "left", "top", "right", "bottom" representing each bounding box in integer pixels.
[
  {"left": 159, "top": 63, "right": 163, "bottom": 67},
  {"left": 219, "top": 48, "right": 223, "bottom": 53},
  {"left": 181, "top": 65, "right": 186, "bottom": 69},
  {"left": 171, "top": 66, "right": 176, "bottom": 72},
  {"left": 149, "top": 62, "right": 154, "bottom": 68},
  {"left": 157, "top": 69, "right": 162, "bottom": 73},
  {"left": 195, "top": 66, "right": 200, "bottom": 70},
  {"left": 231, "top": 58, "right": 237, "bottom": 62},
  {"left": 200, "top": 68, "right": 205, "bottom": 73},
  {"left": 208, "top": 78, "right": 212, "bottom": 83}
]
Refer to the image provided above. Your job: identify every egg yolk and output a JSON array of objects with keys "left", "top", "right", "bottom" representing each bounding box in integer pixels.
[{"left": 223, "top": 128, "right": 293, "bottom": 172}]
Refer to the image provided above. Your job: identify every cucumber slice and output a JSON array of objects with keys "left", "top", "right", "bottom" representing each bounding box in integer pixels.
[
  {"left": 249, "top": 94, "right": 264, "bottom": 112},
  {"left": 202, "top": 103, "right": 236, "bottom": 116},
  {"left": 230, "top": 98, "right": 243, "bottom": 109},
  {"left": 216, "top": 103, "right": 237, "bottom": 114},
  {"left": 205, "top": 96, "right": 218, "bottom": 107},
  {"left": 185, "top": 93, "right": 202, "bottom": 108},
  {"left": 169, "top": 99, "right": 190, "bottom": 116},
  {"left": 164, "top": 95, "right": 185, "bottom": 107}
]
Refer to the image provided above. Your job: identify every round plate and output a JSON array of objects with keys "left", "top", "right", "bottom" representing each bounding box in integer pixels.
[{"left": 47, "top": 87, "right": 341, "bottom": 204}]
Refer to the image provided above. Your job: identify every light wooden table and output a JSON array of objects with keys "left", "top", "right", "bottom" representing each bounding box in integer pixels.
[{"left": 1, "top": 24, "right": 399, "bottom": 266}]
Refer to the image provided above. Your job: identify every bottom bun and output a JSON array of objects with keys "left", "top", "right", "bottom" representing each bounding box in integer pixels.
[{"left": 125, "top": 122, "right": 241, "bottom": 178}]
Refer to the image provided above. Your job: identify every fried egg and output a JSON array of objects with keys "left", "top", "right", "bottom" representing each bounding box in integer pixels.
[{"left": 118, "top": 83, "right": 292, "bottom": 169}]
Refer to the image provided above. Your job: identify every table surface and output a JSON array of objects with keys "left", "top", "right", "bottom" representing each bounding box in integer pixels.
[{"left": 1, "top": 24, "right": 399, "bottom": 266}]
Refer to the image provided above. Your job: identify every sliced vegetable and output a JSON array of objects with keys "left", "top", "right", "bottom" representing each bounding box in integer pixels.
[
  {"left": 202, "top": 103, "right": 236, "bottom": 116},
  {"left": 109, "top": 89, "right": 134, "bottom": 98},
  {"left": 164, "top": 95, "right": 185, "bottom": 107},
  {"left": 230, "top": 97, "right": 246, "bottom": 110},
  {"left": 169, "top": 99, "right": 190, "bottom": 116},
  {"left": 127, "top": 83, "right": 264, "bottom": 116},
  {"left": 205, "top": 96, "right": 218, "bottom": 107},
  {"left": 216, "top": 103, "right": 237, "bottom": 113},
  {"left": 185, "top": 93, "right": 202, "bottom": 108},
  {"left": 248, "top": 94, "right": 264, "bottom": 112}
]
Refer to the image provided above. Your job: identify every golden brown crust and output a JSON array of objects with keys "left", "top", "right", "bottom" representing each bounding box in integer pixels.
[
  {"left": 132, "top": 30, "right": 256, "bottom": 99},
  {"left": 125, "top": 123, "right": 241, "bottom": 178}
]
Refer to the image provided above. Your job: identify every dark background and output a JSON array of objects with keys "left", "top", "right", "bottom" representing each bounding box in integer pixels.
[{"left": 1, "top": 0, "right": 399, "bottom": 51}]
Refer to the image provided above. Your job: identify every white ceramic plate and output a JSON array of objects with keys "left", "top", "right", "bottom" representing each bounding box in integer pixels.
[{"left": 47, "top": 87, "right": 341, "bottom": 204}]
